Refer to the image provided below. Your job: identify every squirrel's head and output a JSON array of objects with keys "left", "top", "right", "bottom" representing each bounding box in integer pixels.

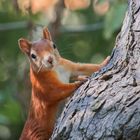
[{"left": 18, "top": 28, "right": 60, "bottom": 73}]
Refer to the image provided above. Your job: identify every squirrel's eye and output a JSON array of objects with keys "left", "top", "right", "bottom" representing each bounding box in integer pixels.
[
  {"left": 53, "top": 44, "right": 57, "bottom": 49},
  {"left": 31, "top": 54, "right": 36, "bottom": 59}
]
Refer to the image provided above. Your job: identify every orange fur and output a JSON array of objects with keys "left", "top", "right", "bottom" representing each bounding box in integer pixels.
[
  {"left": 20, "top": 68, "right": 81, "bottom": 140},
  {"left": 19, "top": 28, "right": 109, "bottom": 140}
]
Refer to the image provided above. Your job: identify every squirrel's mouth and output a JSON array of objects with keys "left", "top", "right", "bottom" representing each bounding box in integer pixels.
[
  {"left": 37, "top": 62, "right": 54, "bottom": 73},
  {"left": 43, "top": 61, "right": 55, "bottom": 69},
  {"left": 43, "top": 60, "right": 54, "bottom": 68},
  {"left": 37, "top": 57, "right": 58, "bottom": 73}
]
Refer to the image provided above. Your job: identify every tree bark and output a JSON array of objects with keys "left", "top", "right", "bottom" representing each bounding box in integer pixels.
[{"left": 51, "top": 0, "right": 140, "bottom": 139}]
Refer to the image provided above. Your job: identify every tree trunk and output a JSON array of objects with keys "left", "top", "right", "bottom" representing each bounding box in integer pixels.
[{"left": 51, "top": 0, "right": 140, "bottom": 139}]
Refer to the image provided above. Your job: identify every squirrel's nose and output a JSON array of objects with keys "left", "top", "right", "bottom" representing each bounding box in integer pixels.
[{"left": 47, "top": 56, "right": 53, "bottom": 64}]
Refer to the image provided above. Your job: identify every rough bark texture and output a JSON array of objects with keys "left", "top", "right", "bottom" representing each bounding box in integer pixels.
[{"left": 51, "top": 0, "right": 140, "bottom": 139}]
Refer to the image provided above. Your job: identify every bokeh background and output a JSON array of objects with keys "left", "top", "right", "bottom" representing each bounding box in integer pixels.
[{"left": 0, "top": 0, "right": 127, "bottom": 139}]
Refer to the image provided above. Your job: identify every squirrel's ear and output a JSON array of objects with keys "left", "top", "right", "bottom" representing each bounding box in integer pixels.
[
  {"left": 18, "top": 38, "right": 31, "bottom": 54},
  {"left": 43, "top": 27, "right": 52, "bottom": 41}
]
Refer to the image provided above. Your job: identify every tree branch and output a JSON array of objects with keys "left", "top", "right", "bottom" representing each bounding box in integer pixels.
[{"left": 51, "top": 0, "right": 140, "bottom": 139}]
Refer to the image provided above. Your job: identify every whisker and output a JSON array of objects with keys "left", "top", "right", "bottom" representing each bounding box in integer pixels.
[
  {"left": 60, "top": 52, "right": 73, "bottom": 56},
  {"left": 37, "top": 63, "right": 43, "bottom": 74},
  {"left": 59, "top": 49, "right": 72, "bottom": 54},
  {"left": 59, "top": 48, "right": 71, "bottom": 53},
  {"left": 59, "top": 44, "right": 73, "bottom": 51},
  {"left": 59, "top": 45, "right": 73, "bottom": 55}
]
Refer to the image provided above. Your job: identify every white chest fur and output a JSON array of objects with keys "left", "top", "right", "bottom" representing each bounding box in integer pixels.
[{"left": 55, "top": 65, "right": 71, "bottom": 83}]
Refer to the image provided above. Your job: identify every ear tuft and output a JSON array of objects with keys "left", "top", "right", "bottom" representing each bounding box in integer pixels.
[
  {"left": 43, "top": 27, "right": 52, "bottom": 41},
  {"left": 18, "top": 38, "right": 31, "bottom": 54}
]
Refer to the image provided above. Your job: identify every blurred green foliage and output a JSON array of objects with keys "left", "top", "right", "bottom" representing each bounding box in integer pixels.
[{"left": 0, "top": 0, "right": 127, "bottom": 139}]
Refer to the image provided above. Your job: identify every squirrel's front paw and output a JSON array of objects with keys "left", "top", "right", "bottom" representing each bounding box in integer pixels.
[
  {"left": 75, "top": 78, "right": 88, "bottom": 88},
  {"left": 77, "top": 75, "right": 89, "bottom": 81}
]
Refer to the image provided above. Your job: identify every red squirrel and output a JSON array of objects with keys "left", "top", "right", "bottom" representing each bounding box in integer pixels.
[{"left": 18, "top": 28, "right": 109, "bottom": 140}]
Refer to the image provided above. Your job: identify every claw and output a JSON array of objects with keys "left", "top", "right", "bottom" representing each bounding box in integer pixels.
[{"left": 77, "top": 75, "right": 89, "bottom": 81}]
